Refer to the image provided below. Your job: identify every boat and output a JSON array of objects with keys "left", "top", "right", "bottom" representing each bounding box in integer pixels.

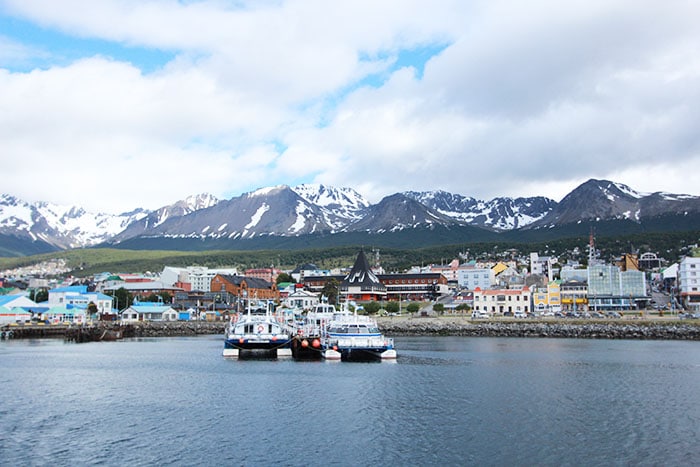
[
  {"left": 321, "top": 309, "right": 397, "bottom": 361},
  {"left": 290, "top": 302, "right": 339, "bottom": 359},
  {"left": 223, "top": 300, "right": 293, "bottom": 358}
]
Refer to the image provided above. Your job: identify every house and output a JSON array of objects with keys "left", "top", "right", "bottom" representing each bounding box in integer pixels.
[
  {"left": 0, "top": 305, "right": 33, "bottom": 325},
  {"left": 284, "top": 289, "right": 319, "bottom": 310},
  {"left": 45, "top": 306, "right": 86, "bottom": 325}
]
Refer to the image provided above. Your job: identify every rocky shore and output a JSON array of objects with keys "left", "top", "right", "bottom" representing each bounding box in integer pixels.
[
  {"left": 375, "top": 317, "right": 700, "bottom": 340},
  {"left": 5, "top": 318, "right": 700, "bottom": 341}
]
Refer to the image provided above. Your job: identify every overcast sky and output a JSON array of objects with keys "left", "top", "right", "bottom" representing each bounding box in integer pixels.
[{"left": 1, "top": 0, "right": 699, "bottom": 214}]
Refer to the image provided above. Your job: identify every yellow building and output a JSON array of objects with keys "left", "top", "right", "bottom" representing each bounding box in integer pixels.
[{"left": 532, "top": 280, "right": 562, "bottom": 313}]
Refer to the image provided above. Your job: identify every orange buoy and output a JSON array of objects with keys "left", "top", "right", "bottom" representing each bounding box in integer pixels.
[
  {"left": 238, "top": 338, "right": 244, "bottom": 344},
  {"left": 332, "top": 345, "right": 338, "bottom": 351},
  {"left": 312, "top": 339, "right": 320, "bottom": 348},
  {"left": 301, "top": 339, "right": 309, "bottom": 348},
  {"left": 272, "top": 336, "right": 277, "bottom": 342}
]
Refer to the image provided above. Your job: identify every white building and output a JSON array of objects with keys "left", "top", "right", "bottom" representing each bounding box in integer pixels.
[
  {"left": 457, "top": 267, "right": 495, "bottom": 290},
  {"left": 48, "top": 285, "right": 113, "bottom": 315},
  {"left": 160, "top": 266, "right": 239, "bottom": 292},
  {"left": 284, "top": 289, "right": 319, "bottom": 310},
  {"left": 678, "top": 256, "right": 700, "bottom": 311}
]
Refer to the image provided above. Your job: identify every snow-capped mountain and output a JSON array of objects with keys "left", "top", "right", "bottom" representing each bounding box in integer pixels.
[
  {"left": 404, "top": 190, "right": 556, "bottom": 230},
  {"left": 530, "top": 179, "right": 700, "bottom": 227},
  {"left": 3, "top": 179, "right": 700, "bottom": 257},
  {"left": 111, "top": 193, "right": 220, "bottom": 242},
  {"left": 292, "top": 184, "right": 370, "bottom": 228},
  {"left": 0, "top": 194, "right": 147, "bottom": 249}
]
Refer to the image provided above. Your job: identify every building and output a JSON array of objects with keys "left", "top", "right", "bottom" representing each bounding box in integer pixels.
[
  {"left": 120, "top": 302, "right": 179, "bottom": 322},
  {"left": 210, "top": 274, "right": 279, "bottom": 305},
  {"left": 678, "top": 256, "right": 700, "bottom": 311},
  {"left": 532, "top": 280, "right": 562, "bottom": 313},
  {"left": 428, "top": 259, "right": 461, "bottom": 284},
  {"left": 284, "top": 289, "right": 319, "bottom": 310},
  {"left": 340, "top": 250, "right": 387, "bottom": 302},
  {"left": 560, "top": 280, "right": 588, "bottom": 311},
  {"left": 160, "top": 266, "right": 239, "bottom": 292},
  {"left": 587, "top": 264, "right": 648, "bottom": 310},
  {"left": 380, "top": 273, "right": 447, "bottom": 301},
  {"left": 457, "top": 266, "right": 494, "bottom": 290},
  {"left": 103, "top": 281, "right": 183, "bottom": 301},
  {"left": 244, "top": 267, "right": 282, "bottom": 284},
  {"left": 472, "top": 287, "right": 531, "bottom": 315},
  {"left": 48, "top": 285, "right": 114, "bottom": 316}
]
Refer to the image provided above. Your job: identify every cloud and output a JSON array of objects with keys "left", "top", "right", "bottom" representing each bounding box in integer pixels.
[{"left": 0, "top": 0, "right": 699, "bottom": 212}]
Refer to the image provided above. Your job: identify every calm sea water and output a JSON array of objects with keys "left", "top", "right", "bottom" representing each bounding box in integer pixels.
[{"left": 1, "top": 335, "right": 699, "bottom": 466}]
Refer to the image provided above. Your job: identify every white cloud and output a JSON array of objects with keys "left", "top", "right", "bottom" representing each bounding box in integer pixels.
[{"left": 0, "top": 0, "right": 699, "bottom": 213}]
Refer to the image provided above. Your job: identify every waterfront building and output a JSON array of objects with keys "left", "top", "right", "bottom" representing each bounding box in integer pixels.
[
  {"left": 678, "top": 256, "right": 700, "bottom": 311},
  {"left": 560, "top": 280, "right": 588, "bottom": 311},
  {"left": 381, "top": 273, "right": 447, "bottom": 301},
  {"left": 284, "top": 289, "right": 319, "bottom": 310},
  {"left": 472, "top": 287, "right": 531, "bottom": 315},
  {"left": 340, "top": 250, "right": 387, "bottom": 302},
  {"left": 532, "top": 280, "right": 562, "bottom": 313},
  {"left": 587, "top": 264, "right": 648, "bottom": 310},
  {"left": 48, "top": 285, "right": 113, "bottom": 316},
  {"left": 120, "top": 302, "right": 179, "bottom": 322}
]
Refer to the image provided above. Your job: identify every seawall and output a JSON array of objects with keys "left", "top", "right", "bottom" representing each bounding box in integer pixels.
[
  {"left": 375, "top": 317, "right": 700, "bottom": 340},
  {"left": 4, "top": 319, "right": 700, "bottom": 341}
]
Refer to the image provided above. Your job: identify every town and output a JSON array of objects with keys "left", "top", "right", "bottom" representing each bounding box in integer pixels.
[{"left": 2, "top": 232, "right": 700, "bottom": 330}]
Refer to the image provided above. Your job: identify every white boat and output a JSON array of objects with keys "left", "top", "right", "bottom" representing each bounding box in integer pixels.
[
  {"left": 321, "top": 311, "right": 397, "bottom": 361},
  {"left": 223, "top": 300, "right": 293, "bottom": 358}
]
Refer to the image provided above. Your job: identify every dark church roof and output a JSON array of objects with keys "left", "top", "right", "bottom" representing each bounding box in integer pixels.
[{"left": 341, "top": 250, "right": 386, "bottom": 292}]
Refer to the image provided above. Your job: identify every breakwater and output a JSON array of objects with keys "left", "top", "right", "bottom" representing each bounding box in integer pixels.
[
  {"left": 4, "top": 318, "right": 700, "bottom": 341},
  {"left": 375, "top": 317, "right": 700, "bottom": 340}
]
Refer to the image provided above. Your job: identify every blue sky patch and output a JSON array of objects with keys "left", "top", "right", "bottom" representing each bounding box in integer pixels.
[{"left": 0, "top": 16, "right": 175, "bottom": 73}]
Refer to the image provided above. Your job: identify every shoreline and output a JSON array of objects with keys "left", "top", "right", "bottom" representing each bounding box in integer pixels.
[{"left": 3, "top": 317, "right": 700, "bottom": 341}]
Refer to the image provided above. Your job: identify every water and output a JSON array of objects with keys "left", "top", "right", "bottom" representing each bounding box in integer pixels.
[{"left": 1, "top": 336, "right": 699, "bottom": 466}]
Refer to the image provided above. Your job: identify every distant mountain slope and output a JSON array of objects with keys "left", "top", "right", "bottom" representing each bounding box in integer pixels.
[
  {"left": 405, "top": 190, "right": 555, "bottom": 230},
  {"left": 529, "top": 179, "right": 700, "bottom": 227},
  {"left": 3, "top": 178, "right": 700, "bottom": 257}
]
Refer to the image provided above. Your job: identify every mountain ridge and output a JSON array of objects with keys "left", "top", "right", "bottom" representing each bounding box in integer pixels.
[{"left": 2, "top": 179, "right": 700, "bottom": 257}]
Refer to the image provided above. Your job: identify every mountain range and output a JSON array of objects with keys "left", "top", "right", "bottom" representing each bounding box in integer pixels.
[{"left": 2, "top": 179, "right": 700, "bottom": 257}]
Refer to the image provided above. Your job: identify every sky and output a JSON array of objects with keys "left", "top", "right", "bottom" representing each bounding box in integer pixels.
[{"left": 1, "top": 0, "right": 699, "bottom": 214}]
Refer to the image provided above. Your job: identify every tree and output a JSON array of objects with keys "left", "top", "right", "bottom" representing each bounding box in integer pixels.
[
  {"left": 385, "top": 301, "right": 400, "bottom": 314},
  {"left": 406, "top": 302, "right": 420, "bottom": 313},
  {"left": 112, "top": 287, "right": 133, "bottom": 311},
  {"left": 87, "top": 301, "right": 98, "bottom": 318},
  {"left": 320, "top": 278, "right": 340, "bottom": 305},
  {"left": 363, "top": 301, "right": 381, "bottom": 315},
  {"left": 276, "top": 273, "right": 295, "bottom": 285},
  {"left": 30, "top": 289, "right": 48, "bottom": 303},
  {"left": 433, "top": 303, "right": 445, "bottom": 315}
]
